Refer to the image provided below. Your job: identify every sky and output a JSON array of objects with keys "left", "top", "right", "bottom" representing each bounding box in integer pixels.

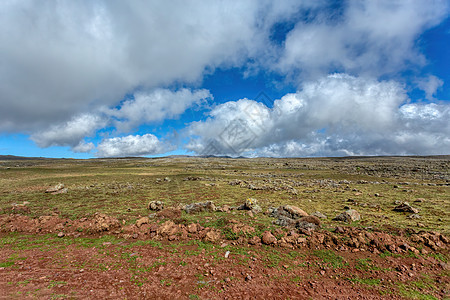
[{"left": 0, "top": 0, "right": 449, "bottom": 158}]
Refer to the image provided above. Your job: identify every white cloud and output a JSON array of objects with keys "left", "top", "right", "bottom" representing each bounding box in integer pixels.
[
  {"left": 186, "top": 74, "right": 450, "bottom": 157},
  {"left": 0, "top": 1, "right": 448, "bottom": 157},
  {"left": 96, "top": 134, "right": 173, "bottom": 158},
  {"left": 417, "top": 75, "right": 444, "bottom": 100},
  {"left": 276, "top": 1, "right": 449, "bottom": 79},
  {"left": 0, "top": 1, "right": 310, "bottom": 133},
  {"left": 72, "top": 141, "right": 95, "bottom": 153},
  {"left": 109, "top": 88, "right": 212, "bottom": 132},
  {"left": 30, "top": 114, "right": 107, "bottom": 149}
]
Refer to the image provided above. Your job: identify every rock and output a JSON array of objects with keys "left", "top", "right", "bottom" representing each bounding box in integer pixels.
[
  {"left": 204, "top": 230, "right": 221, "bottom": 242},
  {"left": 295, "top": 216, "right": 320, "bottom": 233},
  {"left": 57, "top": 232, "right": 65, "bottom": 238},
  {"left": 334, "top": 226, "right": 345, "bottom": 234},
  {"left": 136, "top": 216, "right": 149, "bottom": 227},
  {"left": 187, "top": 223, "right": 199, "bottom": 233},
  {"left": 262, "top": 231, "right": 277, "bottom": 245},
  {"left": 393, "top": 202, "right": 419, "bottom": 214},
  {"left": 92, "top": 213, "right": 120, "bottom": 232},
  {"left": 408, "top": 214, "right": 421, "bottom": 219},
  {"left": 45, "top": 183, "right": 66, "bottom": 194},
  {"left": 273, "top": 216, "right": 295, "bottom": 227},
  {"left": 147, "top": 201, "right": 164, "bottom": 211},
  {"left": 184, "top": 201, "right": 216, "bottom": 214},
  {"left": 11, "top": 204, "right": 30, "bottom": 214},
  {"left": 164, "top": 177, "right": 171, "bottom": 182},
  {"left": 244, "top": 198, "right": 262, "bottom": 214},
  {"left": 414, "top": 198, "right": 425, "bottom": 203},
  {"left": 282, "top": 205, "right": 308, "bottom": 218},
  {"left": 333, "top": 209, "right": 361, "bottom": 222},
  {"left": 311, "top": 211, "right": 327, "bottom": 219},
  {"left": 248, "top": 236, "right": 261, "bottom": 245},
  {"left": 158, "top": 220, "right": 179, "bottom": 236}
]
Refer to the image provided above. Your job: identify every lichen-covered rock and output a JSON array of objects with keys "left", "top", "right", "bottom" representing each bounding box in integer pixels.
[{"left": 147, "top": 201, "right": 164, "bottom": 211}]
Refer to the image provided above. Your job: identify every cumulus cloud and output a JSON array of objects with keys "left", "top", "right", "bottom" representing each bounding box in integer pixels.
[
  {"left": 0, "top": 1, "right": 312, "bottom": 133},
  {"left": 1, "top": 1, "right": 448, "bottom": 157},
  {"left": 186, "top": 74, "right": 450, "bottom": 157},
  {"left": 277, "top": 1, "right": 449, "bottom": 79},
  {"left": 96, "top": 134, "right": 173, "bottom": 158},
  {"left": 30, "top": 114, "right": 107, "bottom": 150},
  {"left": 29, "top": 88, "right": 210, "bottom": 151},
  {"left": 109, "top": 88, "right": 212, "bottom": 132},
  {"left": 417, "top": 75, "right": 444, "bottom": 101}
]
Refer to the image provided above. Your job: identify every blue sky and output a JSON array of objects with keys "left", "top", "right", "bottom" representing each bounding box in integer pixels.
[{"left": 0, "top": 1, "right": 449, "bottom": 158}]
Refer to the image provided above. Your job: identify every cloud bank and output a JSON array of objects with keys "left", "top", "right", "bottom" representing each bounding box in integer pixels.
[
  {"left": 187, "top": 74, "right": 450, "bottom": 157},
  {"left": 0, "top": 1, "right": 449, "bottom": 157}
]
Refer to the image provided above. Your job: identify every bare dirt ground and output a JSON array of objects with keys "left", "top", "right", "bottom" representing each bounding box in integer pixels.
[{"left": 0, "top": 156, "right": 448, "bottom": 299}]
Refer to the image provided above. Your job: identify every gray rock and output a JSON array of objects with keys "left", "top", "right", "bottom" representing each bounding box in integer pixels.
[
  {"left": 184, "top": 201, "right": 216, "bottom": 214},
  {"left": 393, "top": 202, "right": 419, "bottom": 214},
  {"left": 333, "top": 209, "right": 361, "bottom": 222},
  {"left": 45, "top": 183, "right": 67, "bottom": 194},
  {"left": 408, "top": 214, "right": 421, "bottom": 219}
]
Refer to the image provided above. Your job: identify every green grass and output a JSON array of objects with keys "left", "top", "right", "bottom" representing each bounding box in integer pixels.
[
  {"left": 312, "top": 250, "right": 347, "bottom": 268},
  {"left": 354, "top": 258, "right": 380, "bottom": 271},
  {"left": 349, "top": 276, "right": 380, "bottom": 286}
]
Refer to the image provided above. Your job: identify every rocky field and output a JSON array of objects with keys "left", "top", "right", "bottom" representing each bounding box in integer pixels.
[{"left": 0, "top": 156, "right": 448, "bottom": 299}]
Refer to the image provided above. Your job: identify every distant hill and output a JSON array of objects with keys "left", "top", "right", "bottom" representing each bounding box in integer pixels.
[{"left": 0, "top": 155, "right": 52, "bottom": 161}]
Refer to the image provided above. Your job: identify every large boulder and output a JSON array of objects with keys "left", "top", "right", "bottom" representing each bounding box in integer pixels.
[{"left": 333, "top": 209, "right": 361, "bottom": 222}]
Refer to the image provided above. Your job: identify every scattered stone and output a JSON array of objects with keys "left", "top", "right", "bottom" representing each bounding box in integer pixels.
[
  {"left": 11, "top": 204, "right": 30, "bottom": 214},
  {"left": 334, "top": 226, "right": 345, "bottom": 234},
  {"left": 333, "top": 209, "right": 361, "bottom": 222},
  {"left": 248, "top": 236, "right": 261, "bottom": 245},
  {"left": 281, "top": 205, "right": 309, "bottom": 218},
  {"left": 311, "top": 211, "right": 327, "bottom": 219},
  {"left": 57, "top": 232, "right": 65, "bottom": 238},
  {"left": 136, "top": 216, "right": 150, "bottom": 227},
  {"left": 295, "top": 215, "right": 321, "bottom": 233},
  {"left": 147, "top": 201, "right": 164, "bottom": 211},
  {"left": 158, "top": 220, "right": 179, "bottom": 236},
  {"left": 393, "top": 202, "right": 419, "bottom": 214},
  {"left": 262, "top": 231, "right": 277, "bottom": 245},
  {"left": 408, "top": 214, "right": 421, "bottom": 219},
  {"left": 225, "top": 251, "right": 230, "bottom": 258},
  {"left": 187, "top": 223, "right": 199, "bottom": 233},
  {"left": 270, "top": 205, "right": 309, "bottom": 227},
  {"left": 414, "top": 198, "right": 425, "bottom": 203},
  {"left": 45, "top": 183, "right": 67, "bottom": 194},
  {"left": 184, "top": 201, "right": 216, "bottom": 214},
  {"left": 92, "top": 213, "right": 120, "bottom": 232},
  {"left": 243, "top": 198, "right": 262, "bottom": 214},
  {"left": 164, "top": 177, "right": 171, "bottom": 182},
  {"left": 204, "top": 230, "right": 221, "bottom": 242}
]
